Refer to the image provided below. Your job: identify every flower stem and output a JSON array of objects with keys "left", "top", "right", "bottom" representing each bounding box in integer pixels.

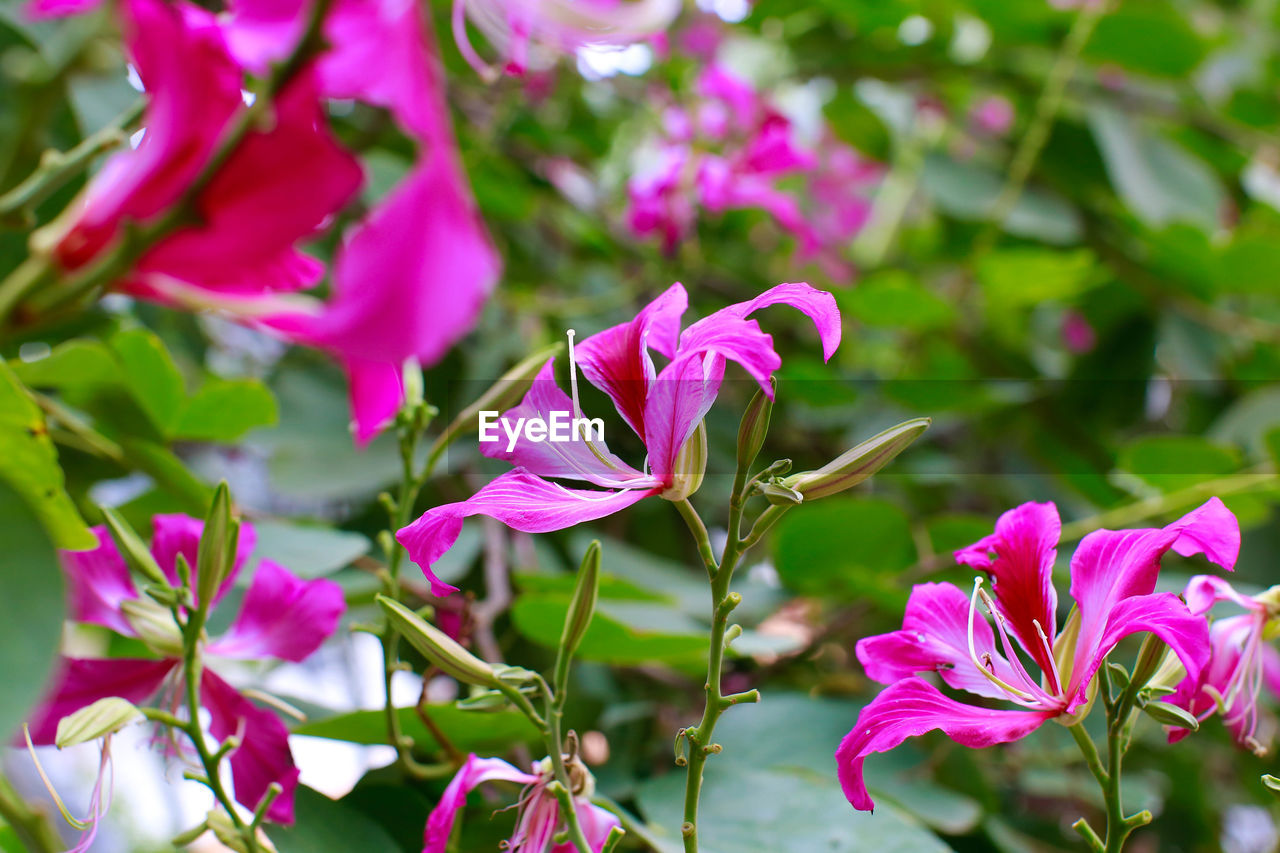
[{"left": 0, "top": 772, "right": 62, "bottom": 853}]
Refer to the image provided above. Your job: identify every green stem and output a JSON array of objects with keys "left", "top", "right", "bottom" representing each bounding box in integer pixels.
[
  {"left": 1068, "top": 681, "right": 1153, "bottom": 853},
  {"left": 542, "top": 682, "right": 592, "bottom": 853},
  {"left": 0, "top": 773, "right": 62, "bottom": 853}
]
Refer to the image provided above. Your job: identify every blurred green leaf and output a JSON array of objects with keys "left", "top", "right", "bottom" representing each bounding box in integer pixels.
[
  {"left": 1119, "top": 434, "right": 1241, "bottom": 493},
  {"left": 109, "top": 328, "right": 185, "bottom": 434},
  {"left": 266, "top": 786, "right": 399, "bottom": 853},
  {"left": 921, "top": 154, "right": 1082, "bottom": 243},
  {"left": 293, "top": 704, "right": 537, "bottom": 753},
  {"left": 250, "top": 520, "right": 370, "bottom": 579},
  {"left": 173, "top": 378, "right": 277, "bottom": 442},
  {"left": 840, "top": 271, "right": 955, "bottom": 331},
  {"left": 1084, "top": 8, "right": 1208, "bottom": 77}
]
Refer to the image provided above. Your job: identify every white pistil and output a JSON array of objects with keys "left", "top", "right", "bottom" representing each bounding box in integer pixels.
[
  {"left": 1033, "top": 618, "right": 1064, "bottom": 696},
  {"left": 566, "top": 329, "right": 582, "bottom": 421},
  {"left": 966, "top": 577, "right": 1036, "bottom": 703}
]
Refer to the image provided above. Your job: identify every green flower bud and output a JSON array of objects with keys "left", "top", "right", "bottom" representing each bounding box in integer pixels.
[
  {"left": 782, "top": 418, "right": 930, "bottom": 500},
  {"left": 195, "top": 482, "right": 237, "bottom": 609},
  {"left": 101, "top": 508, "right": 168, "bottom": 588},
  {"left": 55, "top": 697, "right": 142, "bottom": 748},
  {"left": 660, "top": 421, "right": 707, "bottom": 501},
  {"left": 560, "top": 541, "right": 601, "bottom": 661},
  {"left": 735, "top": 379, "right": 775, "bottom": 473},
  {"left": 377, "top": 596, "right": 499, "bottom": 688},
  {"left": 1139, "top": 698, "right": 1199, "bottom": 731},
  {"left": 121, "top": 598, "right": 185, "bottom": 658}
]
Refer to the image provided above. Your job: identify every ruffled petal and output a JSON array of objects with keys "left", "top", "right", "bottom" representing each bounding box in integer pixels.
[
  {"left": 955, "top": 502, "right": 1061, "bottom": 677},
  {"left": 201, "top": 669, "right": 299, "bottom": 824},
  {"left": 208, "top": 560, "right": 345, "bottom": 663},
  {"left": 422, "top": 754, "right": 537, "bottom": 853},
  {"left": 685, "top": 281, "right": 842, "bottom": 363},
  {"left": 397, "top": 469, "right": 659, "bottom": 596},
  {"left": 835, "top": 677, "right": 1052, "bottom": 812},
  {"left": 150, "top": 514, "right": 258, "bottom": 606},
  {"left": 61, "top": 527, "right": 141, "bottom": 636},
  {"left": 855, "top": 582, "right": 1027, "bottom": 702},
  {"left": 25, "top": 658, "right": 176, "bottom": 745}
]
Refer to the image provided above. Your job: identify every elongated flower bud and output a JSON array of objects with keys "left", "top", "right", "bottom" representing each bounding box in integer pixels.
[
  {"left": 56, "top": 698, "right": 142, "bottom": 749},
  {"left": 1140, "top": 699, "right": 1199, "bottom": 731},
  {"left": 661, "top": 422, "right": 707, "bottom": 501},
  {"left": 377, "top": 596, "right": 499, "bottom": 688},
  {"left": 102, "top": 508, "right": 168, "bottom": 588},
  {"left": 560, "top": 541, "right": 602, "bottom": 661},
  {"left": 121, "top": 598, "right": 185, "bottom": 657},
  {"left": 736, "top": 379, "right": 775, "bottom": 474},
  {"left": 195, "top": 482, "right": 237, "bottom": 610},
  {"left": 782, "top": 418, "right": 930, "bottom": 500}
]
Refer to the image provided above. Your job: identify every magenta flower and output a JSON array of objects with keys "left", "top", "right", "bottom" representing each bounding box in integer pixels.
[
  {"left": 1165, "top": 576, "right": 1280, "bottom": 753},
  {"left": 397, "top": 281, "right": 841, "bottom": 596},
  {"left": 837, "top": 498, "right": 1239, "bottom": 812},
  {"left": 423, "top": 753, "right": 619, "bottom": 853},
  {"left": 27, "top": 515, "right": 345, "bottom": 824},
  {"left": 971, "top": 95, "right": 1015, "bottom": 136},
  {"left": 451, "top": 0, "right": 680, "bottom": 79}
]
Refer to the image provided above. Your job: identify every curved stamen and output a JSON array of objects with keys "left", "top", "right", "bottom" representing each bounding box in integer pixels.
[
  {"left": 1033, "top": 619, "right": 1064, "bottom": 696},
  {"left": 566, "top": 329, "right": 582, "bottom": 421},
  {"left": 979, "top": 587, "right": 1057, "bottom": 706},
  {"left": 966, "top": 577, "right": 1036, "bottom": 703}
]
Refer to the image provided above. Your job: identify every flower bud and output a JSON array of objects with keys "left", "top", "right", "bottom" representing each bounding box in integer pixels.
[
  {"left": 121, "top": 598, "right": 185, "bottom": 657},
  {"left": 660, "top": 421, "right": 707, "bottom": 501},
  {"left": 55, "top": 697, "right": 142, "bottom": 748},
  {"left": 377, "top": 596, "right": 499, "bottom": 688},
  {"left": 756, "top": 482, "right": 803, "bottom": 505},
  {"left": 195, "top": 482, "right": 237, "bottom": 609},
  {"left": 735, "top": 379, "right": 775, "bottom": 473},
  {"left": 781, "top": 418, "right": 930, "bottom": 500},
  {"left": 560, "top": 541, "right": 601, "bottom": 661},
  {"left": 102, "top": 508, "right": 168, "bottom": 588},
  {"left": 1139, "top": 698, "right": 1199, "bottom": 731}
]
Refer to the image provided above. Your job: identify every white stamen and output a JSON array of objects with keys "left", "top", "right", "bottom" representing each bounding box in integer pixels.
[
  {"left": 966, "top": 578, "right": 1036, "bottom": 702},
  {"left": 566, "top": 329, "right": 582, "bottom": 421},
  {"left": 1033, "top": 618, "right": 1063, "bottom": 695}
]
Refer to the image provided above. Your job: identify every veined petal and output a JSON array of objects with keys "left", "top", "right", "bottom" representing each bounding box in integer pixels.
[
  {"left": 575, "top": 283, "right": 688, "bottom": 439},
  {"left": 423, "top": 754, "right": 537, "bottom": 853},
  {"left": 209, "top": 560, "right": 345, "bottom": 663},
  {"left": 201, "top": 670, "right": 299, "bottom": 824},
  {"left": 397, "top": 469, "right": 659, "bottom": 596},
  {"left": 855, "top": 582, "right": 1026, "bottom": 702},
  {"left": 61, "top": 527, "right": 141, "bottom": 636},
  {"left": 150, "top": 514, "right": 257, "bottom": 606},
  {"left": 642, "top": 349, "right": 724, "bottom": 481},
  {"left": 687, "top": 281, "right": 842, "bottom": 363},
  {"left": 25, "top": 658, "right": 176, "bottom": 746},
  {"left": 560, "top": 798, "right": 622, "bottom": 853},
  {"left": 955, "top": 502, "right": 1060, "bottom": 678},
  {"left": 481, "top": 359, "right": 650, "bottom": 487},
  {"left": 835, "top": 677, "right": 1052, "bottom": 812}
]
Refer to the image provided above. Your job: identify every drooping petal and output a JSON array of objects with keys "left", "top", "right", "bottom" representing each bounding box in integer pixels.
[
  {"left": 955, "top": 502, "right": 1061, "bottom": 678},
  {"left": 61, "top": 527, "right": 141, "bottom": 636},
  {"left": 1183, "top": 574, "right": 1263, "bottom": 616},
  {"left": 209, "top": 560, "right": 345, "bottom": 663},
  {"left": 201, "top": 669, "right": 299, "bottom": 824},
  {"left": 480, "top": 358, "right": 652, "bottom": 488},
  {"left": 344, "top": 357, "right": 406, "bottom": 445},
  {"left": 835, "top": 677, "right": 1052, "bottom": 812},
  {"left": 855, "top": 582, "right": 1028, "bottom": 702},
  {"left": 679, "top": 281, "right": 842, "bottom": 368},
  {"left": 25, "top": 658, "right": 176, "bottom": 745},
  {"left": 575, "top": 282, "right": 688, "bottom": 439},
  {"left": 397, "top": 469, "right": 659, "bottom": 596},
  {"left": 149, "top": 514, "right": 258, "bottom": 606},
  {"left": 422, "top": 754, "right": 537, "bottom": 853}
]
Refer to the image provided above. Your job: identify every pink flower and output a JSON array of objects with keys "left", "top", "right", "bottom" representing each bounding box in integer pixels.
[
  {"left": 27, "top": 515, "right": 346, "bottom": 824},
  {"left": 971, "top": 95, "right": 1014, "bottom": 136},
  {"left": 423, "top": 753, "right": 619, "bottom": 853},
  {"left": 1061, "top": 310, "right": 1097, "bottom": 354},
  {"left": 1165, "top": 576, "right": 1280, "bottom": 753},
  {"left": 838, "top": 498, "right": 1240, "bottom": 812},
  {"left": 396, "top": 281, "right": 841, "bottom": 596},
  {"left": 451, "top": 0, "right": 680, "bottom": 79}
]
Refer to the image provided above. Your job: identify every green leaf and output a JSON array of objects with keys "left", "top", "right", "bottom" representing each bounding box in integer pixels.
[
  {"left": 9, "top": 339, "right": 117, "bottom": 391},
  {"left": 1088, "top": 103, "right": 1225, "bottom": 231},
  {"left": 511, "top": 595, "right": 705, "bottom": 665},
  {"left": 977, "top": 248, "right": 1099, "bottom": 308},
  {"left": 173, "top": 378, "right": 277, "bottom": 442},
  {"left": 292, "top": 704, "right": 537, "bottom": 752},
  {"left": 921, "top": 153, "right": 1082, "bottom": 244},
  {"left": 250, "top": 520, "right": 370, "bottom": 579},
  {"left": 0, "top": 363, "right": 93, "bottom": 548},
  {"left": 1084, "top": 9, "right": 1208, "bottom": 77},
  {"left": 109, "top": 328, "right": 186, "bottom": 434},
  {"left": 772, "top": 498, "right": 915, "bottom": 605},
  {"left": 839, "top": 271, "right": 955, "bottom": 331},
  {"left": 0, "top": 478, "right": 67, "bottom": 739},
  {"left": 1119, "top": 435, "right": 1241, "bottom": 493},
  {"left": 266, "top": 786, "right": 399, "bottom": 853}
]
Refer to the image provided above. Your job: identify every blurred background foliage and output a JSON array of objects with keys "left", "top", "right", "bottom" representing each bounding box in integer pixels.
[{"left": 2, "top": 0, "right": 1280, "bottom": 850}]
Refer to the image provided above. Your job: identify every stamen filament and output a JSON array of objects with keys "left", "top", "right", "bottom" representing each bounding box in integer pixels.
[
  {"left": 1033, "top": 618, "right": 1064, "bottom": 696},
  {"left": 966, "top": 578, "right": 1036, "bottom": 703}
]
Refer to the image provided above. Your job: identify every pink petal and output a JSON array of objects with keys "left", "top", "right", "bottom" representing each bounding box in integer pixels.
[
  {"left": 422, "top": 754, "right": 537, "bottom": 853},
  {"left": 556, "top": 798, "right": 621, "bottom": 853},
  {"left": 397, "top": 469, "right": 658, "bottom": 596},
  {"left": 24, "top": 0, "right": 103, "bottom": 18},
  {"left": 836, "top": 677, "right": 1052, "bottom": 812},
  {"left": 150, "top": 514, "right": 258, "bottom": 607},
  {"left": 575, "top": 282, "right": 688, "bottom": 439},
  {"left": 208, "top": 560, "right": 345, "bottom": 663},
  {"left": 25, "top": 658, "right": 176, "bottom": 745},
  {"left": 955, "top": 501, "right": 1061, "bottom": 677},
  {"left": 480, "top": 358, "right": 653, "bottom": 488},
  {"left": 855, "top": 582, "right": 1027, "bottom": 702},
  {"left": 61, "top": 527, "right": 141, "bottom": 636},
  {"left": 1184, "top": 574, "right": 1263, "bottom": 616},
  {"left": 201, "top": 669, "right": 299, "bottom": 824},
  {"left": 345, "top": 357, "right": 406, "bottom": 446},
  {"left": 683, "top": 281, "right": 842, "bottom": 364}
]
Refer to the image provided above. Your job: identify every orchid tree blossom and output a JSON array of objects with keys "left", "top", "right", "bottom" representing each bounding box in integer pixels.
[
  {"left": 837, "top": 498, "right": 1240, "bottom": 812},
  {"left": 423, "top": 753, "right": 619, "bottom": 853},
  {"left": 451, "top": 0, "right": 680, "bottom": 79},
  {"left": 1165, "top": 575, "right": 1280, "bottom": 754},
  {"left": 396, "top": 280, "right": 841, "bottom": 596},
  {"left": 27, "top": 515, "right": 345, "bottom": 824}
]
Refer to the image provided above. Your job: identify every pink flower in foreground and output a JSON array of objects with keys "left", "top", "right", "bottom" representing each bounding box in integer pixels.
[
  {"left": 451, "top": 0, "right": 680, "bottom": 79},
  {"left": 27, "top": 516, "right": 345, "bottom": 824},
  {"left": 837, "top": 498, "right": 1239, "bottom": 812},
  {"left": 1166, "top": 576, "right": 1280, "bottom": 753},
  {"left": 397, "top": 281, "right": 841, "bottom": 596},
  {"left": 423, "top": 753, "right": 619, "bottom": 853}
]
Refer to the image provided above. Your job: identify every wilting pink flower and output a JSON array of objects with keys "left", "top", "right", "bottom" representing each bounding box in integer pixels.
[
  {"left": 971, "top": 95, "right": 1014, "bottom": 136},
  {"left": 397, "top": 281, "right": 840, "bottom": 596},
  {"left": 838, "top": 498, "right": 1239, "bottom": 812},
  {"left": 423, "top": 753, "right": 619, "bottom": 853},
  {"left": 451, "top": 0, "right": 679, "bottom": 79},
  {"left": 27, "top": 515, "right": 345, "bottom": 824},
  {"left": 1166, "top": 576, "right": 1280, "bottom": 753}
]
